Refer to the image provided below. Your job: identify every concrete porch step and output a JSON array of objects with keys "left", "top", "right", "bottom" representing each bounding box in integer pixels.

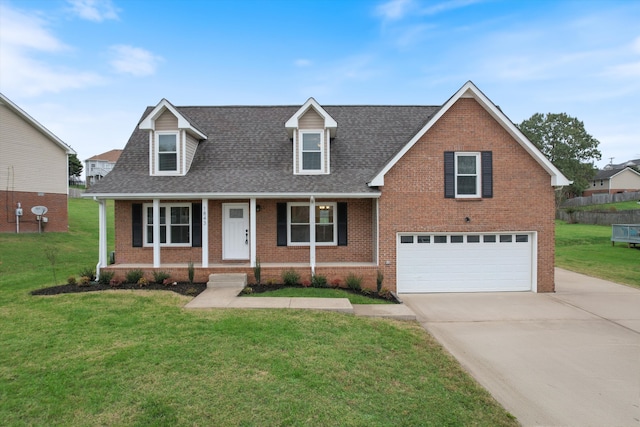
[{"left": 207, "top": 273, "right": 247, "bottom": 288}]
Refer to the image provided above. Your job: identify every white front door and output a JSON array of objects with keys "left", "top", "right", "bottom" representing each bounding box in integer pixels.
[{"left": 222, "top": 203, "right": 250, "bottom": 260}]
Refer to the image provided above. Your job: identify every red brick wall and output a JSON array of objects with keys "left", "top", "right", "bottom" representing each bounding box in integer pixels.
[
  {"left": 113, "top": 198, "right": 375, "bottom": 265},
  {"left": 0, "top": 190, "right": 69, "bottom": 233},
  {"left": 378, "top": 98, "right": 556, "bottom": 292}
]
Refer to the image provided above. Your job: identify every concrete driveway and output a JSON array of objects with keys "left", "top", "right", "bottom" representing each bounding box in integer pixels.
[{"left": 401, "top": 268, "right": 640, "bottom": 427}]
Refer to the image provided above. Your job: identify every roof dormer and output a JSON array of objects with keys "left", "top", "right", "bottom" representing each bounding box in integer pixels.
[
  {"left": 286, "top": 98, "right": 337, "bottom": 175},
  {"left": 139, "top": 99, "right": 207, "bottom": 176}
]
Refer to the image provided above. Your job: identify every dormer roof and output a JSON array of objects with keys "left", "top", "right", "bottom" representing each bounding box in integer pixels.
[
  {"left": 285, "top": 97, "right": 337, "bottom": 137},
  {"left": 139, "top": 98, "right": 207, "bottom": 140}
]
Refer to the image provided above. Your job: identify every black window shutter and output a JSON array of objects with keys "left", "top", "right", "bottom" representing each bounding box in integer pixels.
[
  {"left": 276, "top": 203, "right": 287, "bottom": 246},
  {"left": 337, "top": 202, "right": 348, "bottom": 246},
  {"left": 481, "top": 151, "right": 493, "bottom": 198},
  {"left": 132, "top": 203, "right": 143, "bottom": 247},
  {"left": 192, "top": 203, "right": 202, "bottom": 247},
  {"left": 444, "top": 151, "right": 455, "bottom": 198}
]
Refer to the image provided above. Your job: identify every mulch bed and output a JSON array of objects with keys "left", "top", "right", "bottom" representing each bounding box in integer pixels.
[{"left": 30, "top": 282, "right": 207, "bottom": 297}]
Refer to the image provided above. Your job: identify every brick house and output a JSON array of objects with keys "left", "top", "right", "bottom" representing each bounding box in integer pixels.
[
  {"left": 0, "top": 92, "right": 76, "bottom": 233},
  {"left": 85, "top": 82, "right": 569, "bottom": 293}
]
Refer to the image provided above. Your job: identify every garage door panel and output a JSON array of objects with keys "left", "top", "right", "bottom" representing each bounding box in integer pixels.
[{"left": 397, "top": 233, "right": 533, "bottom": 293}]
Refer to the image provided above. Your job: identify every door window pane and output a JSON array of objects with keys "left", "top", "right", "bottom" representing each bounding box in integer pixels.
[
  {"left": 417, "top": 236, "right": 430, "bottom": 243},
  {"left": 467, "top": 235, "right": 480, "bottom": 243},
  {"left": 434, "top": 235, "right": 447, "bottom": 243},
  {"left": 500, "top": 235, "right": 513, "bottom": 243},
  {"left": 451, "top": 235, "right": 464, "bottom": 243},
  {"left": 400, "top": 236, "right": 414, "bottom": 243}
]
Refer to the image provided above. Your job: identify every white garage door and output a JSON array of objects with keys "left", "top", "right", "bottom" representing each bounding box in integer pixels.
[{"left": 397, "top": 232, "right": 534, "bottom": 293}]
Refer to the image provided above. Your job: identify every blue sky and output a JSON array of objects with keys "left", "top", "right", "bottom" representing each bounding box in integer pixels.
[{"left": 1, "top": 0, "right": 638, "bottom": 177}]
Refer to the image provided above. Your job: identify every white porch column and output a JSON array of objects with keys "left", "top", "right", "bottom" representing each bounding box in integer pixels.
[
  {"left": 375, "top": 198, "right": 380, "bottom": 266},
  {"left": 96, "top": 199, "right": 108, "bottom": 277},
  {"left": 309, "top": 196, "right": 316, "bottom": 275},
  {"left": 250, "top": 198, "right": 257, "bottom": 267},
  {"left": 201, "top": 198, "right": 209, "bottom": 268},
  {"left": 153, "top": 198, "right": 161, "bottom": 268}
]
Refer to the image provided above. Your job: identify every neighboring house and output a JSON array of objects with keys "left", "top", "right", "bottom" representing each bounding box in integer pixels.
[
  {"left": 583, "top": 167, "right": 640, "bottom": 196},
  {"left": 85, "top": 149, "right": 123, "bottom": 188},
  {"left": 85, "top": 82, "right": 570, "bottom": 293},
  {"left": 603, "top": 158, "right": 640, "bottom": 170},
  {"left": 0, "top": 93, "right": 76, "bottom": 233}
]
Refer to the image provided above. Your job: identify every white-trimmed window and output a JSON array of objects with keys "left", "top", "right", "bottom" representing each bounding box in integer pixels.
[
  {"left": 144, "top": 203, "right": 191, "bottom": 246},
  {"left": 155, "top": 132, "right": 179, "bottom": 174},
  {"left": 455, "top": 152, "right": 481, "bottom": 198},
  {"left": 287, "top": 202, "right": 336, "bottom": 246},
  {"left": 300, "top": 130, "right": 324, "bottom": 173}
]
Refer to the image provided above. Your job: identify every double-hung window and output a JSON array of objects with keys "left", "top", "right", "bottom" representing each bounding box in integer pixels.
[
  {"left": 455, "top": 152, "right": 480, "bottom": 197},
  {"left": 445, "top": 151, "right": 492, "bottom": 199},
  {"left": 156, "top": 132, "right": 179, "bottom": 173},
  {"left": 300, "top": 131, "right": 323, "bottom": 172},
  {"left": 144, "top": 203, "right": 191, "bottom": 246},
  {"left": 288, "top": 202, "right": 336, "bottom": 246}
]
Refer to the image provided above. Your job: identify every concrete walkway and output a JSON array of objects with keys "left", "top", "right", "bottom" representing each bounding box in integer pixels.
[
  {"left": 184, "top": 284, "right": 416, "bottom": 320},
  {"left": 402, "top": 268, "right": 640, "bottom": 427}
]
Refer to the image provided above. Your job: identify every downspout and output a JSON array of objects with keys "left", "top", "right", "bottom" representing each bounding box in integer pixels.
[{"left": 309, "top": 196, "right": 316, "bottom": 276}]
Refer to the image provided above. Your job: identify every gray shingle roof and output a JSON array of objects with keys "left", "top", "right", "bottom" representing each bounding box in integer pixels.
[
  {"left": 595, "top": 167, "right": 639, "bottom": 180},
  {"left": 86, "top": 104, "right": 440, "bottom": 197}
]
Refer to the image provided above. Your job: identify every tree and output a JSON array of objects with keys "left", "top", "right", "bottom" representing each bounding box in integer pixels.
[
  {"left": 68, "top": 154, "right": 83, "bottom": 180},
  {"left": 517, "top": 113, "right": 601, "bottom": 198}
]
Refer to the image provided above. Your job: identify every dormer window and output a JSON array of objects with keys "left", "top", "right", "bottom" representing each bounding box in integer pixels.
[
  {"left": 157, "top": 132, "right": 179, "bottom": 172},
  {"left": 285, "top": 97, "right": 337, "bottom": 176},
  {"left": 139, "top": 98, "right": 207, "bottom": 177},
  {"left": 301, "top": 131, "right": 323, "bottom": 172}
]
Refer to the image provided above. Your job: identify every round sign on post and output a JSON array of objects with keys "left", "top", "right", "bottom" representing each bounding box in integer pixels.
[{"left": 31, "top": 206, "right": 48, "bottom": 216}]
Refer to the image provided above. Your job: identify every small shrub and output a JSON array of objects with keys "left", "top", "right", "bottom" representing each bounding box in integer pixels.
[
  {"left": 78, "top": 276, "right": 91, "bottom": 287},
  {"left": 152, "top": 271, "right": 171, "bottom": 284},
  {"left": 266, "top": 278, "right": 277, "bottom": 286},
  {"left": 378, "top": 287, "right": 392, "bottom": 300},
  {"left": 125, "top": 269, "right": 144, "bottom": 284},
  {"left": 240, "top": 286, "right": 253, "bottom": 295},
  {"left": 360, "top": 287, "right": 372, "bottom": 296},
  {"left": 253, "top": 258, "right": 261, "bottom": 285},
  {"left": 376, "top": 270, "right": 384, "bottom": 293},
  {"left": 79, "top": 267, "right": 96, "bottom": 282},
  {"left": 188, "top": 261, "right": 195, "bottom": 285},
  {"left": 185, "top": 286, "right": 199, "bottom": 296},
  {"left": 281, "top": 269, "right": 300, "bottom": 286},
  {"left": 67, "top": 276, "right": 77, "bottom": 286},
  {"left": 608, "top": 206, "right": 618, "bottom": 212},
  {"left": 98, "top": 270, "right": 115, "bottom": 285},
  {"left": 301, "top": 279, "right": 311, "bottom": 288},
  {"left": 330, "top": 278, "right": 342, "bottom": 288},
  {"left": 345, "top": 273, "right": 363, "bottom": 291},
  {"left": 138, "top": 277, "right": 149, "bottom": 287},
  {"left": 311, "top": 274, "right": 328, "bottom": 288},
  {"left": 110, "top": 279, "right": 122, "bottom": 288},
  {"left": 163, "top": 278, "right": 176, "bottom": 286}
]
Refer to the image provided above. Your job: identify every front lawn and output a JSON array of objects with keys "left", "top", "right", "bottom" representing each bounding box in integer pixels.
[
  {"left": 0, "top": 198, "right": 517, "bottom": 426},
  {"left": 555, "top": 220, "right": 640, "bottom": 288},
  {"left": 245, "top": 286, "right": 395, "bottom": 304}
]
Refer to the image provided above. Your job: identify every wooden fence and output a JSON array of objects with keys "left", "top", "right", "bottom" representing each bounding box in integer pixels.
[{"left": 561, "top": 191, "right": 640, "bottom": 207}]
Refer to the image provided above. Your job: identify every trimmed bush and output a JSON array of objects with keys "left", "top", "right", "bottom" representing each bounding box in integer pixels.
[
  {"left": 98, "top": 270, "right": 115, "bottom": 285},
  {"left": 311, "top": 274, "right": 328, "bottom": 288},
  {"left": 125, "top": 269, "right": 144, "bottom": 284},
  {"left": 376, "top": 270, "right": 384, "bottom": 293},
  {"left": 152, "top": 271, "right": 171, "bottom": 284},
  {"left": 188, "top": 261, "right": 195, "bottom": 285},
  {"left": 282, "top": 269, "right": 300, "bottom": 286},
  {"left": 78, "top": 267, "right": 95, "bottom": 282},
  {"left": 345, "top": 273, "right": 363, "bottom": 291},
  {"left": 253, "top": 258, "right": 261, "bottom": 285},
  {"left": 67, "top": 276, "right": 77, "bottom": 286}
]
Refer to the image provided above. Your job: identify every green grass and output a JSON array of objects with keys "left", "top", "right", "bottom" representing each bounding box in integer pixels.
[
  {"left": 568, "top": 200, "right": 640, "bottom": 211},
  {"left": 0, "top": 198, "right": 516, "bottom": 426},
  {"left": 246, "top": 287, "right": 394, "bottom": 304},
  {"left": 555, "top": 220, "right": 640, "bottom": 288}
]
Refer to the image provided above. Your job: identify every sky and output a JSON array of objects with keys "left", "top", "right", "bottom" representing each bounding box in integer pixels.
[{"left": 1, "top": 0, "right": 639, "bottom": 179}]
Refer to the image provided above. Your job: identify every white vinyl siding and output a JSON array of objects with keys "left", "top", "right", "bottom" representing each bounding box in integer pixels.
[{"left": 0, "top": 103, "right": 69, "bottom": 194}]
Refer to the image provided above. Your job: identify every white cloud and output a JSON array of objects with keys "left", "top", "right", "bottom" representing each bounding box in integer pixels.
[
  {"left": 375, "top": 0, "right": 414, "bottom": 21},
  {"left": 67, "top": 0, "right": 119, "bottom": 22},
  {"left": 109, "top": 45, "right": 163, "bottom": 76},
  {"left": 0, "top": 4, "right": 104, "bottom": 96},
  {"left": 419, "top": 0, "right": 483, "bottom": 16},
  {"left": 294, "top": 59, "right": 312, "bottom": 67}
]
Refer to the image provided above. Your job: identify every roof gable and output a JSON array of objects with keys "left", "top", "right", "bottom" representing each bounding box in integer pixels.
[
  {"left": 368, "top": 81, "right": 571, "bottom": 187},
  {"left": 139, "top": 98, "right": 207, "bottom": 139},
  {"left": 596, "top": 167, "right": 640, "bottom": 180},
  {"left": 0, "top": 92, "right": 75, "bottom": 155},
  {"left": 285, "top": 97, "right": 337, "bottom": 137}
]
